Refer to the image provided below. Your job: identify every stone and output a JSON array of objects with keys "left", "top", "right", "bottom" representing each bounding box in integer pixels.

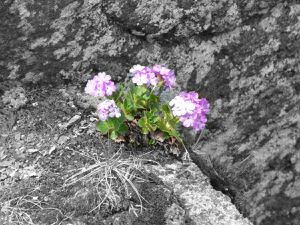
[
  {"left": 164, "top": 203, "right": 185, "bottom": 225},
  {"left": 146, "top": 162, "right": 252, "bottom": 225},
  {"left": 1, "top": 87, "right": 28, "bottom": 109},
  {"left": 59, "top": 114, "right": 81, "bottom": 130},
  {"left": 57, "top": 135, "right": 69, "bottom": 145},
  {"left": 14, "top": 132, "right": 21, "bottom": 141},
  {"left": 1, "top": 1, "right": 299, "bottom": 224}
]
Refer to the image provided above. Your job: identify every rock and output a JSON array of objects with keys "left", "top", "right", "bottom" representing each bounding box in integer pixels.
[
  {"left": 2, "top": 87, "right": 28, "bottom": 109},
  {"left": 1, "top": 1, "right": 300, "bottom": 224},
  {"left": 48, "top": 146, "right": 57, "bottom": 155},
  {"left": 164, "top": 203, "right": 185, "bottom": 225},
  {"left": 27, "top": 148, "right": 39, "bottom": 154},
  {"left": 0, "top": 160, "right": 15, "bottom": 168},
  {"left": 26, "top": 133, "right": 35, "bottom": 142},
  {"left": 189, "top": 3, "right": 300, "bottom": 224},
  {"left": 146, "top": 162, "right": 252, "bottom": 225},
  {"left": 59, "top": 114, "right": 81, "bottom": 130},
  {"left": 14, "top": 132, "right": 21, "bottom": 141},
  {"left": 100, "top": 180, "right": 179, "bottom": 225},
  {"left": 57, "top": 135, "right": 69, "bottom": 145},
  {"left": 0, "top": 173, "right": 8, "bottom": 181},
  {"left": 75, "top": 93, "right": 101, "bottom": 110}
]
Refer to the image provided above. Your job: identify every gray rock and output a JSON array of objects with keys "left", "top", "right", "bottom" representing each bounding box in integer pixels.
[
  {"left": 1, "top": 1, "right": 300, "bottom": 224},
  {"left": 164, "top": 203, "right": 185, "bottom": 225},
  {"left": 57, "top": 135, "right": 69, "bottom": 145},
  {"left": 146, "top": 162, "right": 252, "bottom": 225},
  {"left": 59, "top": 114, "right": 81, "bottom": 130},
  {"left": 2, "top": 87, "right": 28, "bottom": 109}
]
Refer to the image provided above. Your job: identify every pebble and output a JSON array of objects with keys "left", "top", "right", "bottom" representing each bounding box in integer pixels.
[
  {"left": 58, "top": 135, "right": 69, "bottom": 145},
  {"left": 27, "top": 133, "right": 35, "bottom": 142},
  {"left": 0, "top": 174, "right": 8, "bottom": 180},
  {"left": 0, "top": 160, "right": 15, "bottom": 168},
  {"left": 27, "top": 148, "right": 39, "bottom": 153},
  {"left": 59, "top": 114, "right": 81, "bottom": 129},
  {"left": 48, "top": 146, "right": 56, "bottom": 155},
  {"left": 15, "top": 132, "right": 21, "bottom": 141}
]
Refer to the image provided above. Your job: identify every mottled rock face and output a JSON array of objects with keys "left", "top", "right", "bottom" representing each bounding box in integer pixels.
[
  {"left": 1, "top": 0, "right": 300, "bottom": 224},
  {"left": 196, "top": 3, "right": 300, "bottom": 225}
]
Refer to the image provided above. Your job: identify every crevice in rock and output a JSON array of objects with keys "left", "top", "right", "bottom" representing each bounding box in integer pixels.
[{"left": 184, "top": 145, "right": 249, "bottom": 217}]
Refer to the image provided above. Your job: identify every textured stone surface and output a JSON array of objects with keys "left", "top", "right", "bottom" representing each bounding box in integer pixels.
[
  {"left": 146, "top": 162, "right": 252, "bottom": 225},
  {"left": 1, "top": 0, "right": 300, "bottom": 224}
]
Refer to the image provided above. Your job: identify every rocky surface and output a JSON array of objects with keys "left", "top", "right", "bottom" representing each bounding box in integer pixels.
[
  {"left": 1, "top": 0, "right": 300, "bottom": 224},
  {"left": 147, "top": 161, "right": 252, "bottom": 225},
  {"left": 0, "top": 85, "right": 250, "bottom": 225}
]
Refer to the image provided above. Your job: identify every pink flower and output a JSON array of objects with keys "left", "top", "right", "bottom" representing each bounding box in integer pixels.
[
  {"left": 97, "top": 100, "right": 121, "bottom": 121},
  {"left": 152, "top": 65, "right": 176, "bottom": 88},
  {"left": 129, "top": 65, "right": 146, "bottom": 74},
  {"left": 130, "top": 65, "right": 176, "bottom": 88},
  {"left": 132, "top": 73, "right": 149, "bottom": 86},
  {"left": 169, "top": 91, "right": 209, "bottom": 131},
  {"left": 169, "top": 96, "right": 195, "bottom": 116},
  {"left": 85, "top": 72, "right": 116, "bottom": 97},
  {"left": 130, "top": 65, "right": 158, "bottom": 86}
]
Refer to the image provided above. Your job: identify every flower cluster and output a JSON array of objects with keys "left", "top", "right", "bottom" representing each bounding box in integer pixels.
[
  {"left": 85, "top": 72, "right": 116, "bottom": 97},
  {"left": 130, "top": 65, "right": 176, "bottom": 88},
  {"left": 169, "top": 91, "right": 209, "bottom": 131},
  {"left": 97, "top": 100, "right": 121, "bottom": 121},
  {"left": 130, "top": 65, "right": 158, "bottom": 86},
  {"left": 85, "top": 65, "right": 209, "bottom": 141},
  {"left": 152, "top": 65, "right": 176, "bottom": 88}
]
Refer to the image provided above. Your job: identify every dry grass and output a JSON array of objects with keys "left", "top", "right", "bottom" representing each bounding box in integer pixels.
[
  {"left": 64, "top": 145, "right": 156, "bottom": 214},
  {"left": 0, "top": 141, "right": 159, "bottom": 224},
  {"left": 0, "top": 195, "right": 36, "bottom": 225},
  {"left": 0, "top": 194, "right": 64, "bottom": 225}
]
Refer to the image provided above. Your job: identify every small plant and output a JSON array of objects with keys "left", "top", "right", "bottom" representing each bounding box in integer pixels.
[
  {"left": 64, "top": 148, "right": 149, "bottom": 213},
  {"left": 85, "top": 65, "right": 209, "bottom": 146}
]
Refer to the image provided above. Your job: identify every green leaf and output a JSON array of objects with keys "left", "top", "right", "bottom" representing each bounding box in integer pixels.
[
  {"left": 110, "top": 131, "right": 118, "bottom": 140},
  {"left": 125, "top": 114, "right": 134, "bottom": 121},
  {"left": 96, "top": 121, "right": 110, "bottom": 134},
  {"left": 148, "top": 93, "right": 159, "bottom": 104},
  {"left": 133, "top": 85, "right": 148, "bottom": 96},
  {"left": 119, "top": 102, "right": 135, "bottom": 121},
  {"left": 111, "top": 116, "right": 128, "bottom": 134},
  {"left": 115, "top": 122, "right": 128, "bottom": 134},
  {"left": 155, "top": 104, "right": 182, "bottom": 142},
  {"left": 96, "top": 116, "right": 129, "bottom": 141},
  {"left": 137, "top": 110, "right": 159, "bottom": 135},
  {"left": 148, "top": 139, "right": 156, "bottom": 145},
  {"left": 161, "top": 104, "right": 171, "bottom": 116},
  {"left": 110, "top": 84, "right": 125, "bottom": 102},
  {"left": 137, "top": 117, "right": 148, "bottom": 134}
]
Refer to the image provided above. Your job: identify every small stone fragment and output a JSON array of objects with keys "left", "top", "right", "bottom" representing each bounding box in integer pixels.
[
  {"left": 2, "top": 87, "right": 28, "bottom": 109},
  {"left": 15, "top": 132, "right": 21, "bottom": 141},
  {"left": 0, "top": 174, "right": 8, "bottom": 180},
  {"left": 59, "top": 114, "right": 81, "bottom": 129},
  {"left": 27, "top": 148, "right": 39, "bottom": 153},
  {"left": 0, "top": 160, "right": 15, "bottom": 168},
  {"left": 165, "top": 203, "right": 185, "bottom": 225},
  {"left": 48, "top": 146, "right": 57, "bottom": 155},
  {"left": 27, "top": 133, "right": 35, "bottom": 142},
  {"left": 58, "top": 135, "right": 69, "bottom": 145}
]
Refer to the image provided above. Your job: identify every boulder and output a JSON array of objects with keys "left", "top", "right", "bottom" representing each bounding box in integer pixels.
[{"left": 1, "top": 1, "right": 300, "bottom": 224}]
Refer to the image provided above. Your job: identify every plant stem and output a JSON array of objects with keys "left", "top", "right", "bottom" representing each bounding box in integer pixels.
[{"left": 192, "top": 130, "right": 204, "bottom": 150}]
